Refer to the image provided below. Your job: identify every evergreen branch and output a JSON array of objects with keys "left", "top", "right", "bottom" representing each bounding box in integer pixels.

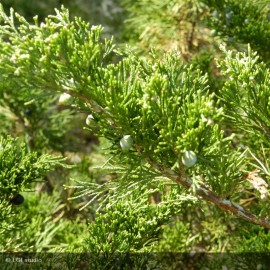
[
  {"left": 149, "top": 160, "right": 270, "bottom": 229},
  {"left": 203, "top": 0, "right": 270, "bottom": 61},
  {"left": 0, "top": 5, "right": 268, "bottom": 233}
]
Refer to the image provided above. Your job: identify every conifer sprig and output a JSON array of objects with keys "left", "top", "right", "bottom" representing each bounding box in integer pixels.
[
  {"left": 0, "top": 135, "right": 67, "bottom": 240},
  {"left": 0, "top": 5, "right": 269, "bottom": 230}
]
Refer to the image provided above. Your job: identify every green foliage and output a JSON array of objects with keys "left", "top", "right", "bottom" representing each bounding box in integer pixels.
[
  {"left": 1, "top": 0, "right": 125, "bottom": 39},
  {"left": 1, "top": 0, "right": 58, "bottom": 21},
  {"left": 232, "top": 225, "right": 270, "bottom": 252},
  {"left": 1, "top": 1, "right": 270, "bottom": 268},
  {"left": 156, "top": 221, "right": 195, "bottom": 252},
  {"left": 0, "top": 93, "right": 76, "bottom": 152},
  {"left": 84, "top": 191, "right": 197, "bottom": 269},
  {"left": 0, "top": 5, "right": 245, "bottom": 198},
  {"left": 219, "top": 46, "right": 270, "bottom": 147},
  {"left": 120, "top": 0, "right": 210, "bottom": 56},
  {"left": 85, "top": 192, "right": 197, "bottom": 253},
  {"left": 0, "top": 135, "right": 64, "bottom": 199},
  {"left": 1, "top": 191, "right": 87, "bottom": 252},
  {"left": 0, "top": 135, "right": 66, "bottom": 249},
  {"left": 203, "top": 0, "right": 270, "bottom": 61}
]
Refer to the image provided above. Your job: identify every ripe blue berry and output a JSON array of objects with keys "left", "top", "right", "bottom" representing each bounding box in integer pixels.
[
  {"left": 10, "top": 194, "right": 24, "bottom": 205},
  {"left": 25, "top": 109, "right": 32, "bottom": 116}
]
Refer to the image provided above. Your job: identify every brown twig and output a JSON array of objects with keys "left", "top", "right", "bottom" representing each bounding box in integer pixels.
[
  {"left": 159, "top": 164, "right": 270, "bottom": 230},
  {"left": 187, "top": 21, "right": 196, "bottom": 51}
]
